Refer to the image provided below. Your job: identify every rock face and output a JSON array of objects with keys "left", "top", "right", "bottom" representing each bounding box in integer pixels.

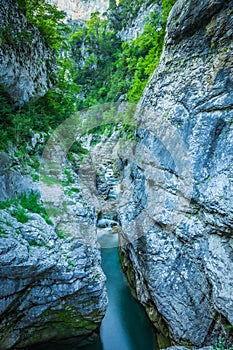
[
  {"left": 0, "top": 0, "right": 57, "bottom": 104},
  {"left": 118, "top": 0, "right": 233, "bottom": 347},
  {"left": 118, "top": 1, "right": 160, "bottom": 42},
  {"left": 48, "top": 0, "right": 109, "bottom": 21},
  {"left": 0, "top": 152, "right": 34, "bottom": 202},
  {"left": 0, "top": 210, "right": 107, "bottom": 349},
  {"left": 0, "top": 149, "right": 107, "bottom": 349}
]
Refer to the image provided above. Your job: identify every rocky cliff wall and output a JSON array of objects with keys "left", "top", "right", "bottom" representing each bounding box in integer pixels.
[
  {"left": 47, "top": 0, "right": 109, "bottom": 21},
  {"left": 0, "top": 142, "right": 107, "bottom": 348},
  {"left": 0, "top": 210, "right": 107, "bottom": 349},
  {"left": 118, "top": 0, "right": 233, "bottom": 347},
  {"left": 118, "top": 1, "right": 160, "bottom": 41},
  {"left": 0, "top": 0, "right": 57, "bottom": 104}
]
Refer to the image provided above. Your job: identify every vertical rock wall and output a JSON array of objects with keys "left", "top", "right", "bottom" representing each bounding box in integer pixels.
[
  {"left": 0, "top": 0, "right": 57, "bottom": 104},
  {"left": 47, "top": 0, "right": 110, "bottom": 21},
  {"left": 119, "top": 0, "right": 233, "bottom": 347}
]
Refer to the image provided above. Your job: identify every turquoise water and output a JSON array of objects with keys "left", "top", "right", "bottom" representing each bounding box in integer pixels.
[
  {"left": 31, "top": 166, "right": 157, "bottom": 350},
  {"left": 81, "top": 246, "right": 157, "bottom": 350},
  {"left": 32, "top": 245, "right": 157, "bottom": 350}
]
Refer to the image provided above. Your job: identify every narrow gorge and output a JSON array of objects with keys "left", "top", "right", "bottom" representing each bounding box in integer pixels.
[{"left": 0, "top": 0, "right": 232, "bottom": 349}]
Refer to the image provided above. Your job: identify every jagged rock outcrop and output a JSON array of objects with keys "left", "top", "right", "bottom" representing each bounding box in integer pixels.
[
  {"left": 0, "top": 147, "right": 107, "bottom": 349},
  {"left": 0, "top": 0, "right": 57, "bottom": 104},
  {"left": 0, "top": 152, "right": 33, "bottom": 202},
  {"left": 47, "top": 0, "right": 109, "bottom": 21},
  {"left": 118, "top": 0, "right": 233, "bottom": 347},
  {"left": 0, "top": 210, "right": 107, "bottom": 349}
]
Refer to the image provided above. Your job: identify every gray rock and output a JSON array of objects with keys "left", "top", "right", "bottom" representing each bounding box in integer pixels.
[
  {"left": 0, "top": 208, "right": 107, "bottom": 349},
  {"left": 0, "top": 152, "right": 34, "bottom": 201},
  {"left": 0, "top": 0, "right": 57, "bottom": 103},
  {"left": 118, "top": 1, "right": 160, "bottom": 42},
  {"left": 118, "top": 0, "right": 233, "bottom": 347},
  {"left": 47, "top": 0, "right": 109, "bottom": 21}
]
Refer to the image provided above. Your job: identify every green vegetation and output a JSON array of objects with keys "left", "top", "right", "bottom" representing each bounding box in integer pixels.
[
  {"left": 108, "top": 0, "right": 154, "bottom": 31},
  {"left": 41, "top": 305, "right": 97, "bottom": 330},
  {"left": 16, "top": 0, "right": 69, "bottom": 50},
  {"left": 70, "top": 12, "right": 122, "bottom": 109},
  {"left": 0, "top": 54, "right": 80, "bottom": 150},
  {"left": 70, "top": 0, "right": 177, "bottom": 107},
  {"left": 12, "top": 206, "right": 29, "bottom": 223},
  {"left": 213, "top": 338, "right": 233, "bottom": 350},
  {"left": 0, "top": 191, "right": 53, "bottom": 225},
  {"left": 0, "top": 0, "right": 79, "bottom": 150},
  {"left": 56, "top": 228, "right": 66, "bottom": 239},
  {"left": 109, "top": 0, "right": 177, "bottom": 102},
  {"left": 0, "top": 0, "right": 176, "bottom": 151},
  {"left": 0, "top": 0, "right": 177, "bottom": 233}
]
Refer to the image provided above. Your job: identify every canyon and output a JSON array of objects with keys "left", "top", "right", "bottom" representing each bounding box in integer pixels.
[{"left": 0, "top": 0, "right": 232, "bottom": 349}]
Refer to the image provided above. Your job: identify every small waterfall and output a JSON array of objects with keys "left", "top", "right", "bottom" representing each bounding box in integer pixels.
[{"left": 96, "top": 165, "right": 120, "bottom": 248}]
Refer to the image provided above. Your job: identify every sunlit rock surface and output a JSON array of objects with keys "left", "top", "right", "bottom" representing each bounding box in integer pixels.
[{"left": 48, "top": 0, "right": 109, "bottom": 21}]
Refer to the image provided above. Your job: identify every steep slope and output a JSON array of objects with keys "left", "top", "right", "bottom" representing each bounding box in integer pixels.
[
  {"left": 0, "top": 1, "right": 108, "bottom": 348},
  {"left": 0, "top": 0, "right": 57, "bottom": 104},
  {"left": 0, "top": 148, "right": 108, "bottom": 349},
  {"left": 47, "top": 0, "right": 109, "bottom": 21},
  {"left": 118, "top": 0, "right": 233, "bottom": 347}
]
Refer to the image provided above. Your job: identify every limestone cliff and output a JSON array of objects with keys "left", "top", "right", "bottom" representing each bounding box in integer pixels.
[
  {"left": 0, "top": 1, "right": 108, "bottom": 349},
  {"left": 118, "top": 0, "right": 233, "bottom": 347},
  {"left": 48, "top": 0, "right": 109, "bottom": 21},
  {"left": 118, "top": 1, "right": 160, "bottom": 41},
  {"left": 0, "top": 146, "right": 107, "bottom": 349},
  {"left": 0, "top": 0, "right": 57, "bottom": 104},
  {"left": 0, "top": 210, "right": 107, "bottom": 349}
]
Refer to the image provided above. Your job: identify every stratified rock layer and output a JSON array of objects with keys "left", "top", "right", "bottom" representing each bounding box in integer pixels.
[
  {"left": 119, "top": 0, "right": 233, "bottom": 347},
  {"left": 0, "top": 0, "right": 57, "bottom": 104}
]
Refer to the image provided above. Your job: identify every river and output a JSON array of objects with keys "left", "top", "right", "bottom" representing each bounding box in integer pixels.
[
  {"left": 33, "top": 165, "right": 157, "bottom": 350},
  {"left": 81, "top": 166, "right": 157, "bottom": 350},
  {"left": 80, "top": 243, "right": 157, "bottom": 350},
  {"left": 32, "top": 239, "right": 157, "bottom": 350}
]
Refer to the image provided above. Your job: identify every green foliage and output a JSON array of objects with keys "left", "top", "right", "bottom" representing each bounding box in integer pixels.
[
  {"left": 213, "top": 338, "right": 233, "bottom": 350},
  {"left": 108, "top": 0, "right": 177, "bottom": 102},
  {"left": 63, "top": 168, "right": 75, "bottom": 184},
  {"left": 69, "top": 141, "right": 89, "bottom": 155},
  {"left": 56, "top": 228, "right": 66, "bottom": 239},
  {"left": 0, "top": 25, "right": 34, "bottom": 48},
  {"left": 70, "top": 13, "right": 122, "bottom": 109},
  {"left": 19, "top": 191, "right": 53, "bottom": 224},
  {"left": 0, "top": 198, "right": 13, "bottom": 210},
  {"left": 12, "top": 206, "right": 29, "bottom": 223},
  {"left": 0, "top": 0, "right": 80, "bottom": 149},
  {"left": 0, "top": 191, "right": 53, "bottom": 225},
  {"left": 16, "top": 0, "right": 69, "bottom": 50},
  {"left": 0, "top": 54, "right": 80, "bottom": 151},
  {"left": 38, "top": 55, "right": 81, "bottom": 126},
  {"left": 70, "top": 1, "right": 177, "bottom": 107},
  {"left": 0, "top": 0, "right": 177, "bottom": 153},
  {"left": 108, "top": 0, "right": 154, "bottom": 31}
]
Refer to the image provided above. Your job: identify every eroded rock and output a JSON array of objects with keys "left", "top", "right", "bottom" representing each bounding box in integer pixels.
[
  {"left": 0, "top": 0, "right": 57, "bottom": 104},
  {"left": 118, "top": 0, "right": 233, "bottom": 347},
  {"left": 0, "top": 207, "right": 107, "bottom": 349}
]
